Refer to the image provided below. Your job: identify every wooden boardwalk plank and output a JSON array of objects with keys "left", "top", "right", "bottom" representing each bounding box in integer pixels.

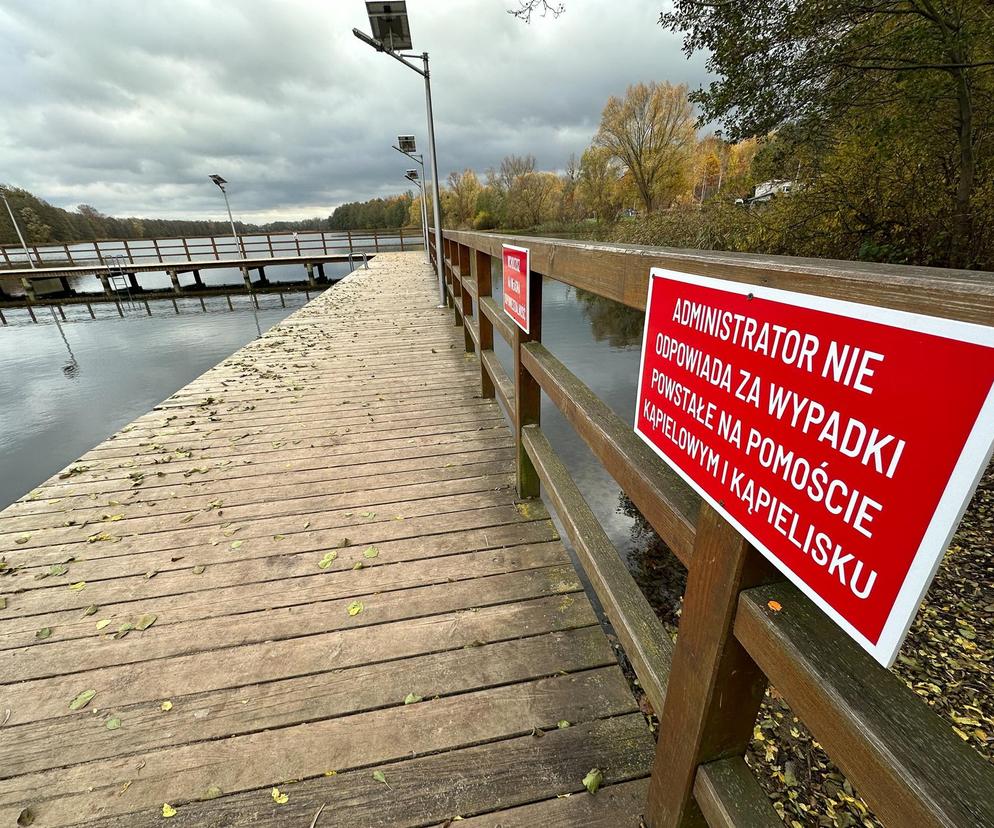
[
  {"left": 81, "top": 717, "right": 653, "bottom": 828},
  {"left": 0, "top": 253, "right": 653, "bottom": 826}
]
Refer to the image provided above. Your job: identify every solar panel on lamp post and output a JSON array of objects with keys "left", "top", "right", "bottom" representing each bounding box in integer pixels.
[{"left": 353, "top": 3, "right": 446, "bottom": 306}]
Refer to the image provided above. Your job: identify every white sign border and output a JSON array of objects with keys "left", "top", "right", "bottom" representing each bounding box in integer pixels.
[
  {"left": 501, "top": 243, "right": 530, "bottom": 334},
  {"left": 633, "top": 267, "right": 994, "bottom": 667}
]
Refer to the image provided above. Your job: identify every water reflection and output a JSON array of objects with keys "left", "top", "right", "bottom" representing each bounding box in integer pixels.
[
  {"left": 489, "top": 269, "right": 684, "bottom": 623},
  {"left": 576, "top": 288, "right": 645, "bottom": 348},
  {"left": 50, "top": 310, "right": 80, "bottom": 379}
]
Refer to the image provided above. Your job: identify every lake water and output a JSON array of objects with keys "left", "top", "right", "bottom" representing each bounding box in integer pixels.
[
  {"left": 0, "top": 293, "right": 302, "bottom": 509},
  {"left": 0, "top": 262, "right": 683, "bottom": 617}
]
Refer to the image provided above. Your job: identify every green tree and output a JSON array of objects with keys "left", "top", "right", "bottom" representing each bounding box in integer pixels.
[
  {"left": 577, "top": 146, "right": 622, "bottom": 221},
  {"left": 660, "top": 0, "right": 994, "bottom": 266},
  {"left": 19, "top": 206, "right": 51, "bottom": 243},
  {"left": 443, "top": 170, "right": 483, "bottom": 228}
]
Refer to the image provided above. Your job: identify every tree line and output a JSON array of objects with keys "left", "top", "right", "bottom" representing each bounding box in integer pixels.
[
  {"left": 0, "top": 184, "right": 418, "bottom": 248},
  {"left": 0, "top": 186, "right": 335, "bottom": 247}
]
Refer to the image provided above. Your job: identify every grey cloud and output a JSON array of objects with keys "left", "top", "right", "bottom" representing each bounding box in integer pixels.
[{"left": 0, "top": 0, "right": 710, "bottom": 222}]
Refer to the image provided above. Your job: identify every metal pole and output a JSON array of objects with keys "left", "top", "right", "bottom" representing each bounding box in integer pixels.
[
  {"left": 419, "top": 182, "right": 429, "bottom": 262},
  {"left": 422, "top": 53, "right": 446, "bottom": 307},
  {"left": 221, "top": 188, "right": 246, "bottom": 258},
  {"left": 2, "top": 193, "right": 36, "bottom": 270}
]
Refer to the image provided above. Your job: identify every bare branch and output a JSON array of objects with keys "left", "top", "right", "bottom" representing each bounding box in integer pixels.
[{"left": 508, "top": 1, "right": 565, "bottom": 23}]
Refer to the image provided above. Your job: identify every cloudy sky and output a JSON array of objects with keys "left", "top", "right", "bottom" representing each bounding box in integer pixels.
[{"left": 0, "top": 1, "right": 710, "bottom": 222}]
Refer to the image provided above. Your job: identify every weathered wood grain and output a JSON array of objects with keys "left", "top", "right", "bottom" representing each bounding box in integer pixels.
[{"left": 75, "top": 715, "right": 654, "bottom": 828}]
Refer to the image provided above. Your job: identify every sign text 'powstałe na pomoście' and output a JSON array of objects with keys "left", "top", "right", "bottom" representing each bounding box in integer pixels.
[
  {"left": 634, "top": 268, "right": 994, "bottom": 666},
  {"left": 502, "top": 244, "right": 530, "bottom": 333}
]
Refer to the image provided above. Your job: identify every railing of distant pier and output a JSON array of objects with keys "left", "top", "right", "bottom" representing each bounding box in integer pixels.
[{"left": 0, "top": 227, "right": 423, "bottom": 268}]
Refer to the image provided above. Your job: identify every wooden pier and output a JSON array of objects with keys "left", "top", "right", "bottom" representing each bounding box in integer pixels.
[
  {"left": 0, "top": 252, "right": 653, "bottom": 826},
  {"left": 0, "top": 227, "right": 424, "bottom": 303}
]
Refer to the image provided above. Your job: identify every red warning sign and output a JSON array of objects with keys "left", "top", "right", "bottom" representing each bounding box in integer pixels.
[{"left": 634, "top": 268, "right": 994, "bottom": 665}]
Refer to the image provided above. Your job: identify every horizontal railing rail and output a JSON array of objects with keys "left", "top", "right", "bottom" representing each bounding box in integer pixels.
[
  {"left": 0, "top": 227, "right": 423, "bottom": 269},
  {"left": 431, "top": 228, "right": 994, "bottom": 828}
]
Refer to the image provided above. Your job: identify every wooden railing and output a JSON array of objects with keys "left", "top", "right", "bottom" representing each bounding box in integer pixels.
[
  {"left": 0, "top": 227, "right": 423, "bottom": 268},
  {"left": 430, "top": 229, "right": 994, "bottom": 827}
]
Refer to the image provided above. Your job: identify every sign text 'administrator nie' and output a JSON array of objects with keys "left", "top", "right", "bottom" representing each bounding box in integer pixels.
[{"left": 634, "top": 268, "right": 994, "bottom": 666}]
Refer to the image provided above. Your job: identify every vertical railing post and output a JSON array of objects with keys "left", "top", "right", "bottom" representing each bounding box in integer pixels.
[
  {"left": 122, "top": 238, "right": 132, "bottom": 263},
  {"left": 152, "top": 238, "right": 161, "bottom": 263},
  {"left": 512, "top": 268, "right": 542, "bottom": 499},
  {"left": 64, "top": 243, "right": 75, "bottom": 264},
  {"left": 94, "top": 241, "right": 104, "bottom": 265},
  {"left": 645, "top": 504, "right": 777, "bottom": 826},
  {"left": 458, "top": 243, "right": 473, "bottom": 351},
  {"left": 211, "top": 236, "right": 219, "bottom": 259},
  {"left": 400, "top": 230, "right": 406, "bottom": 252},
  {"left": 1, "top": 245, "right": 11, "bottom": 266},
  {"left": 374, "top": 229, "right": 380, "bottom": 253},
  {"left": 321, "top": 231, "right": 327, "bottom": 254},
  {"left": 295, "top": 234, "right": 302, "bottom": 256},
  {"left": 450, "top": 241, "right": 463, "bottom": 328},
  {"left": 267, "top": 234, "right": 275, "bottom": 257},
  {"left": 182, "top": 237, "right": 191, "bottom": 261},
  {"left": 347, "top": 229, "right": 353, "bottom": 256},
  {"left": 473, "top": 248, "right": 495, "bottom": 399},
  {"left": 444, "top": 238, "right": 455, "bottom": 308}
]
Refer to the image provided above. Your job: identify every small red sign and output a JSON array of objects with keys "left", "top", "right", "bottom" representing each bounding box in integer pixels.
[
  {"left": 634, "top": 268, "right": 994, "bottom": 666},
  {"left": 502, "top": 244, "right": 530, "bottom": 333}
]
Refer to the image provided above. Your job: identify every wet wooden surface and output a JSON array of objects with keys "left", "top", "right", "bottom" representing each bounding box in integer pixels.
[{"left": 0, "top": 252, "right": 653, "bottom": 827}]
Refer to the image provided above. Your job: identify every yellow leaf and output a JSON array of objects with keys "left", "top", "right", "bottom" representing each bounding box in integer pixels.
[
  {"left": 347, "top": 601, "right": 364, "bottom": 617},
  {"left": 271, "top": 787, "right": 289, "bottom": 804},
  {"left": 162, "top": 803, "right": 177, "bottom": 818},
  {"left": 161, "top": 700, "right": 173, "bottom": 711},
  {"left": 69, "top": 582, "right": 86, "bottom": 592}
]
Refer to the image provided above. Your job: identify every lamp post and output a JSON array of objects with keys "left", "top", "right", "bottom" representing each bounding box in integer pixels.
[
  {"left": 403, "top": 169, "right": 429, "bottom": 262},
  {"left": 353, "top": 3, "right": 445, "bottom": 306},
  {"left": 1, "top": 190, "right": 37, "bottom": 270},
  {"left": 394, "top": 137, "right": 430, "bottom": 261},
  {"left": 209, "top": 174, "right": 246, "bottom": 258},
  {"left": 3, "top": 189, "right": 76, "bottom": 356}
]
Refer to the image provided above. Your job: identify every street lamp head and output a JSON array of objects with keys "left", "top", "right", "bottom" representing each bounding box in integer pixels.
[
  {"left": 352, "top": 27, "right": 383, "bottom": 51},
  {"left": 365, "top": 2, "right": 413, "bottom": 51},
  {"left": 209, "top": 174, "right": 227, "bottom": 191},
  {"left": 405, "top": 168, "right": 419, "bottom": 180},
  {"left": 398, "top": 135, "right": 417, "bottom": 154}
]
